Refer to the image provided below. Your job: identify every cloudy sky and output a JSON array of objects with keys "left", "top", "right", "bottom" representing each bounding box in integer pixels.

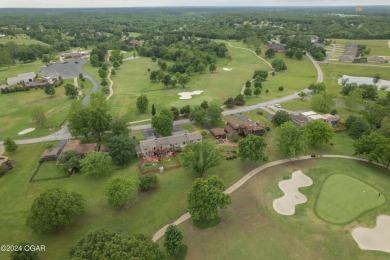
[{"left": 0, "top": 0, "right": 388, "bottom": 8}]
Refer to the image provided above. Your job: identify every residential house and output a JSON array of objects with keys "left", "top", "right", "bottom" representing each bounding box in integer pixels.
[
  {"left": 62, "top": 140, "right": 98, "bottom": 156},
  {"left": 209, "top": 128, "right": 227, "bottom": 139},
  {"left": 0, "top": 34, "right": 6, "bottom": 38},
  {"left": 7, "top": 72, "right": 36, "bottom": 86},
  {"left": 266, "top": 41, "right": 288, "bottom": 52},
  {"left": 128, "top": 39, "right": 141, "bottom": 47},
  {"left": 289, "top": 111, "right": 340, "bottom": 127},
  {"left": 137, "top": 132, "right": 202, "bottom": 158},
  {"left": 224, "top": 120, "right": 266, "bottom": 137},
  {"left": 339, "top": 55, "right": 356, "bottom": 63},
  {"left": 41, "top": 148, "right": 62, "bottom": 161},
  {"left": 367, "top": 56, "right": 385, "bottom": 63},
  {"left": 308, "top": 35, "right": 319, "bottom": 44}
]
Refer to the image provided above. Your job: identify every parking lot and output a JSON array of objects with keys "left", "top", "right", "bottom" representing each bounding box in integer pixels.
[{"left": 40, "top": 59, "right": 88, "bottom": 79}]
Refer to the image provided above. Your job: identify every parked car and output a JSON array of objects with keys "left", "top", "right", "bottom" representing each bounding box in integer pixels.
[{"left": 274, "top": 103, "right": 282, "bottom": 108}]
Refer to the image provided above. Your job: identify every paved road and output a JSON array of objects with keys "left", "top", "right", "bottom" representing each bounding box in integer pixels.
[
  {"left": 152, "top": 154, "right": 387, "bottom": 242},
  {"left": 306, "top": 52, "right": 323, "bottom": 83}
]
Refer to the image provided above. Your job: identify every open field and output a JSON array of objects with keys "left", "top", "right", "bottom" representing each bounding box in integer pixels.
[
  {"left": 180, "top": 158, "right": 390, "bottom": 259},
  {"left": 0, "top": 36, "right": 49, "bottom": 46},
  {"left": 0, "top": 142, "right": 264, "bottom": 259},
  {"left": 316, "top": 174, "right": 385, "bottom": 224},
  {"left": 0, "top": 78, "right": 93, "bottom": 140},
  {"left": 332, "top": 39, "right": 390, "bottom": 57},
  {"left": 106, "top": 42, "right": 272, "bottom": 121}
]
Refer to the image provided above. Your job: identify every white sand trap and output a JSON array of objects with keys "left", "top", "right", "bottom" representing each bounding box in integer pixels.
[
  {"left": 18, "top": 128, "right": 35, "bottom": 135},
  {"left": 178, "top": 90, "right": 204, "bottom": 100},
  {"left": 273, "top": 170, "right": 313, "bottom": 216},
  {"left": 223, "top": 68, "right": 232, "bottom": 71},
  {"left": 352, "top": 215, "right": 390, "bottom": 253}
]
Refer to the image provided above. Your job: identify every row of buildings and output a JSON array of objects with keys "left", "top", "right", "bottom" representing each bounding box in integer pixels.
[
  {"left": 4, "top": 72, "right": 56, "bottom": 88},
  {"left": 339, "top": 43, "right": 388, "bottom": 63},
  {"left": 41, "top": 140, "right": 99, "bottom": 162}
]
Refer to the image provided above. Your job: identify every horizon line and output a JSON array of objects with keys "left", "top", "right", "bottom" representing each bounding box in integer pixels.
[{"left": 1, "top": 5, "right": 389, "bottom": 9}]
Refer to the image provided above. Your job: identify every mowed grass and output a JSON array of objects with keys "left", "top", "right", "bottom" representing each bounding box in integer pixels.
[
  {"left": 332, "top": 39, "right": 390, "bottom": 56},
  {"left": 0, "top": 142, "right": 260, "bottom": 259},
  {"left": 0, "top": 78, "right": 93, "bottom": 140},
  {"left": 108, "top": 43, "right": 271, "bottom": 121},
  {"left": 180, "top": 158, "right": 390, "bottom": 260},
  {"left": 0, "top": 36, "right": 49, "bottom": 46},
  {"left": 245, "top": 53, "right": 317, "bottom": 105},
  {"left": 316, "top": 174, "right": 385, "bottom": 224},
  {"left": 0, "top": 60, "right": 45, "bottom": 84}
]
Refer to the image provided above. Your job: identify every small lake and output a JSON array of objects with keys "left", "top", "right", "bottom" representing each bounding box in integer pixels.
[{"left": 338, "top": 75, "right": 390, "bottom": 90}]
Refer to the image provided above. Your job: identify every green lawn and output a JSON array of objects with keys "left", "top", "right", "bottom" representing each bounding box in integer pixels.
[
  {"left": 34, "top": 161, "right": 69, "bottom": 181},
  {"left": 179, "top": 158, "right": 390, "bottom": 260},
  {"left": 0, "top": 78, "right": 93, "bottom": 140},
  {"left": 0, "top": 36, "right": 49, "bottom": 46},
  {"left": 0, "top": 142, "right": 261, "bottom": 259},
  {"left": 316, "top": 174, "right": 385, "bottom": 224},
  {"left": 107, "top": 42, "right": 271, "bottom": 121}
]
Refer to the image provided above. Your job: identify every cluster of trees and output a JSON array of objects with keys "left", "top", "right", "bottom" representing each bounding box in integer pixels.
[
  {"left": 271, "top": 59, "right": 287, "bottom": 72},
  {"left": 188, "top": 102, "right": 223, "bottom": 127},
  {"left": 224, "top": 94, "right": 246, "bottom": 108},
  {"left": 150, "top": 69, "right": 191, "bottom": 88},
  {"left": 68, "top": 92, "right": 112, "bottom": 140},
  {"left": 284, "top": 48, "right": 304, "bottom": 60},
  {"left": 0, "top": 41, "right": 52, "bottom": 67},
  {"left": 274, "top": 120, "right": 334, "bottom": 157}
]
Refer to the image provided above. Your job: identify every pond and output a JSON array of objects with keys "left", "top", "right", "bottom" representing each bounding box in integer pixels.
[{"left": 338, "top": 75, "right": 390, "bottom": 90}]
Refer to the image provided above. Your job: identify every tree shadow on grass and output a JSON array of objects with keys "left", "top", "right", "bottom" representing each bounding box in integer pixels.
[
  {"left": 193, "top": 216, "right": 221, "bottom": 229},
  {"left": 171, "top": 245, "right": 188, "bottom": 260}
]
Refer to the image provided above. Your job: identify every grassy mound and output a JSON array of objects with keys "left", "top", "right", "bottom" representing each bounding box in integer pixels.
[{"left": 315, "top": 174, "right": 385, "bottom": 224}]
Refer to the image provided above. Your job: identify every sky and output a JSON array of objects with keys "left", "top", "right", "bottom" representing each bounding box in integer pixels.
[{"left": 0, "top": 0, "right": 388, "bottom": 8}]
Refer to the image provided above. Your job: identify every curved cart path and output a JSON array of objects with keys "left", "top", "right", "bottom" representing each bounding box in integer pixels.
[{"left": 152, "top": 155, "right": 387, "bottom": 242}]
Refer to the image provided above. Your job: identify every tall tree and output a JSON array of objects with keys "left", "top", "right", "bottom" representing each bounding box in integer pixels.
[
  {"left": 108, "top": 135, "right": 136, "bottom": 165},
  {"left": 305, "top": 120, "right": 334, "bottom": 147},
  {"left": 105, "top": 177, "right": 139, "bottom": 208},
  {"left": 26, "top": 188, "right": 86, "bottom": 234},
  {"left": 265, "top": 48, "right": 276, "bottom": 58},
  {"left": 4, "top": 137, "right": 18, "bottom": 153},
  {"left": 151, "top": 104, "right": 156, "bottom": 116},
  {"left": 64, "top": 83, "right": 79, "bottom": 98},
  {"left": 187, "top": 175, "right": 231, "bottom": 221},
  {"left": 89, "top": 93, "right": 112, "bottom": 140},
  {"left": 31, "top": 106, "right": 46, "bottom": 127},
  {"left": 209, "top": 63, "right": 217, "bottom": 73},
  {"left": 70, "top": 229, "right": 164, "bottom": 260},
  {"left": 349, "top": 117, "right": 371, "bottom": 139},
  {"left": 181, "top": 140, "right": 221, "bottom": 177},
  {"left": 136, "top": 94, "right": 149, "bottom": 113},
  {"left": 80, "top": 152, "right": 112, "bottom": 177},
  {"left": 272, "top": 110, "right": 290, "bottom": 126},
  {"left": 308, "top": 83, "right": 326, "bottom": 94},
  {"left": 152, "top": 114, "right": 173, "bottom": 137},
  {"left": 164, "top": 225, "right": 184, "bottom": 256},
  {"left": 44, "top": 84, "right": 55, "bottom": 98},
  {"left": 277, "top": 121, "right": 308, "bottom": 157},
  {"left": 238, "top": 134, "right": 268, "bottom": 162},
  {"left": 354, "top": 132, "right": 390, "bottom": 168},
  {"left": 361, "top": 101, "right": 390, "bottom": 128},
  {"left": 110, "top": 117, "right": 129, "bottom": 136},
  {"left": 311, "top": 92, "right": 335, "bottom": 113},
  {"left": 68, "top": 101, "right": 91, "bottom": 140}
]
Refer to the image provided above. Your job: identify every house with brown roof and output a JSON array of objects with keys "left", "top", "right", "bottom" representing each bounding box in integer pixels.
[
  {"left": 224, "top": 120, "right": 266, "bottom": 137},
  {"left": 0, "top": 156, "right": 14, "bottom": 175},
  {"left": 41, "top": 148, "right": 62, "bottom": 161},
  {"left": 266, "top": 41, "right": 288, "bottom": 52},
  {"left": 137, "top": 132, "right": 202, "bottom": 158},
  {"left": 209, "top": 128, "right": 227, "bottom": 139},
  {"left": 62, "top": 140, "right": 98, "bottom": 156},
  {"left": 128, "top": 39, "right": 142, "bottom": 47}
]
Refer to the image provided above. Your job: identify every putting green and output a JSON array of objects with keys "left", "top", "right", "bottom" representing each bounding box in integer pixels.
[
  {"left": 169, "top": 95, "right": 214, "bottom": 107},
  {"left": 315, "top": 174, "right": 385, "bottom": 224}
]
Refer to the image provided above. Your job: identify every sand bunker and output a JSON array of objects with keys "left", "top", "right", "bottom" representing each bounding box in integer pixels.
[
  {"left": 273, "top": 170, "right": 313, "bottom": 216},
  {"left": 178, "top": 90, "right": 204, "bottom": 100},
  {"left": 18, "top": 128, "right": 35, "bottom": 135},
  {"left": 352, "top": 215, "right": 390, "bottom": 253},
  {"left": 223, "top": 68, "right": 232, "bottom": 71}
]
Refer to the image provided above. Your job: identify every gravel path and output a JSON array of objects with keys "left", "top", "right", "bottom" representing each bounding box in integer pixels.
[{"left": 152, "top": 155, "right": 387, "bottom": 242}]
